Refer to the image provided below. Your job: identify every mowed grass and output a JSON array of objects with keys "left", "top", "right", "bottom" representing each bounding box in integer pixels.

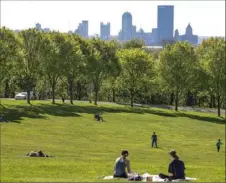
[{"left": 0, "top": 100, "right": 225, "bottom": 182}]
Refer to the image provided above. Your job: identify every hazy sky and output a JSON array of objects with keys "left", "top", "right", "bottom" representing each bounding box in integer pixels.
[{"left": 1, "top": 1, "right": 225, "bottom": 36}]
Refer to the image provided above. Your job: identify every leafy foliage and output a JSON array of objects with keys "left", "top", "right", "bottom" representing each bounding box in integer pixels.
[{"left": 0, "top": 26, "right": 225, "bottom": 118}]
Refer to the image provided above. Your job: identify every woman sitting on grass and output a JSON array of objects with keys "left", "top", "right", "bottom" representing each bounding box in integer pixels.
[
  {"left": 159, "top": 150, "right": 186, "bottom": 181},
  {"left": 113, "top": 150, "right": 132, "bottom": 178}
]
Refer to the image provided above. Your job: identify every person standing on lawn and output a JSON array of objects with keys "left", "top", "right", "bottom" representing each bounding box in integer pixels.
[
  {"left": 216, "top": 139, "right": 223, "bottom": 152},
  {"left": 151, "top": 132, "right": 158, "bottom": 148}
]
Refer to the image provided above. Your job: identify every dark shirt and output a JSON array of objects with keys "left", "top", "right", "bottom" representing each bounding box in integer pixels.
[
  {"left": 152, "top": 134, "right": 157, "bottom": 140},
  {"left": 94, "top": 113, "right": 99, "bottom": 118},
  {"left": 114, "top": 157, "right": 127, "bottom": 176},
  {"left": 168, "top": 159, "right": 185, "bottom": 179}
]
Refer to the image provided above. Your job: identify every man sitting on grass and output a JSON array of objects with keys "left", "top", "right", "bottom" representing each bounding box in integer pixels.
[
  {"left": 94, "top": 113, "right": 104, "bottom": 122},
  {"left": 113, "top": 150, "right": 132, "bottom": 178},
  {"left": 159, "top": 150, "right": 186, "bottom": 181}
]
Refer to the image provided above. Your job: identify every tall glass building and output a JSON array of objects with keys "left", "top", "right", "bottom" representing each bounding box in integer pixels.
[
  {"left": 121, "top": 12, "right": 133, "bottom": 41},
  {"left": 157, "top": 5, "right": 174, "bottom": 44}
]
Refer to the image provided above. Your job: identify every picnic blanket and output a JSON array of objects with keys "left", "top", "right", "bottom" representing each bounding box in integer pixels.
[{"left": 103, "top": 173, "right": 197, "bottom": 182}]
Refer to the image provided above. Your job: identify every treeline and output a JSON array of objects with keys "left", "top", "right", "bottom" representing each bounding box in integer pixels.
[{"left": 0, "top": 27, "right": 225, "bottom": 117}]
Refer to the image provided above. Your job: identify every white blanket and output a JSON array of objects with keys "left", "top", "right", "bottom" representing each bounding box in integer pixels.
[{"left": 103, "top": 173, "right": 197, "bottom": 182}]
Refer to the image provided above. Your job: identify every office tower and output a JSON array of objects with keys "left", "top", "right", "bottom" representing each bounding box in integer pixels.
[
  {"left": 82, "top": 21, "right": 88, "bottom": 38},
  {"left": 35, "top": 23, "right": 42, "bottom": 30},
  {"left": 75, "top": 20, "right": 89, "bottom": 38},
  {"left": 151, "top": 28, "right": 159, "bottom": 45},
  {"left": 121, "top": 12, "right": 133, "bottom": 41},
  {"left": 132, "top": 25, "right": 137, "bottom": 38},
  {"left": 157, "top": 5, "right": 174, "bottom": 44},
  {"left": 100, "top": 22, "right": 110, "bottom": 40}
]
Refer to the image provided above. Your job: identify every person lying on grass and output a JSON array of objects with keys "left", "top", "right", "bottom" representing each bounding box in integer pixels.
[
  {"left": 113, "top": 150, "right": 133, "bottom": 178},
  {"left": 159, "top": 150, "right": 186, "bottom": 181},
  {"left": 94, "top": 113, "right": 104, "bottom": 122},
  {"left": 26, "top": 150, "right": 54, "bottom": 157}
]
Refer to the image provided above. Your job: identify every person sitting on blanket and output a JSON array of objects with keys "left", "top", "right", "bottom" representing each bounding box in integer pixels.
[
  {"left": 114, "top": 150, "right": 132, "bottom": 178},
  {"left": 159, "top": 150, "right": 186, "bottom": 181}
]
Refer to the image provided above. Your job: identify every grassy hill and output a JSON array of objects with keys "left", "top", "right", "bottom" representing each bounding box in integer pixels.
[{"left": 0, "top": 100, "right": 225, "bottom": 182}]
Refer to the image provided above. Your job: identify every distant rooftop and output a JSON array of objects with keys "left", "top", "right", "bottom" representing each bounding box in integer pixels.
[{"left": 143, "top": 46, "right": 163, "bottom": 49}]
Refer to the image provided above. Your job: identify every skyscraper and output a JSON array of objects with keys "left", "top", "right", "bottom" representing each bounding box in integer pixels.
[
  {"left": 100, "top": 22, "right": 110, "bottom": 40},
  {"left": 35, "top": 23, "right": 42, "bottom": 30},
  {"left": 157, "top": 5, "right": 174, "bottom": 44},
  {"left": 121, "top": 12, "right": 133, "bottom": 41},
  {"left": 82, "top": 21, "right": 88, "bottom": 38},
  {"left": 75, "top": 20, "right": 88, "bottom": 38}
]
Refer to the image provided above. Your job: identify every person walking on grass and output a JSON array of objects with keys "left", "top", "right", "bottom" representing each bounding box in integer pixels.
[
  {"left": 151, "top": 132, "right": 158, "bottom": 148},
  {"left": 216, "top": 139, "right": 223, "bottom": 152}
]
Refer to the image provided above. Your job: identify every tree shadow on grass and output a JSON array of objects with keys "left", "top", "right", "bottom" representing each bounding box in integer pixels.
[
  {"left": 0, "top": 107, "right": 43, "bottom": 123},
  {"left": 0, "top": 104, "right": 81, "bottom": 123},
  {"left": 41, "top": 103, "right": 226, "bottom": 124},
  {"left": 0, "top": 103, "right": 225, "bottom": 124},
  {"left": 116, "top": 103, "right": 226, "bottom": 124}
]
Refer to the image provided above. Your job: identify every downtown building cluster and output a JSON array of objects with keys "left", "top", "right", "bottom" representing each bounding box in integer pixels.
[{"left": 35, "top": 5, "right": 199, "bottom": 46}]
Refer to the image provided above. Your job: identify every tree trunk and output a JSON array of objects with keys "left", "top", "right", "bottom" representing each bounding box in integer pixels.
[
  {"left": 112, "top": 88, "right": 116, "bottom": 102},
  {"left": 27, "top": 90, "right": 31, "bottom": 105},
  {"left": 51, "top": 82, "right": 56, "bottom": 104},
  {"left": 68, "top": 79, "right": 73, "bottom": 105},
  {"left": 78, "top": 86, "right": 82, "bottom": 100},
  {"left": 212, "top": 95, "right": 216, "bottom": 108},
  {"left": 224, "top": 95, "right": 226, "bottom": 120},
  {"left": 77, "top": 81, "right": 82, "bottom": 100},
  {"left": 175, "top": 91, "right": 179, "bottom": 111},
  {"left": 130, "top": 91, "right": 134, "bottom": 107},
  {"left": 4, "top": 80, "right": 9, "bottom": 98},
  {"left": 217, "top": 95, "right": 221, "bottom": 117},
  {"left": 94, "top": 90, "right": 98, "bottom": 105},
  {"left": 209, "top": 96, "right": 212, "bottom": 108},
  {"left": 69, "top": 88, "right": 73, "bottom": 105},
  {"left": 225, "top": 103, "right": 226, "bottom": 120},
  {"left": 186, "top": 91, "right": 193, "bottom": 106},
  {"left": 170, "top": 93, "right": 174, "bottom": 105}
]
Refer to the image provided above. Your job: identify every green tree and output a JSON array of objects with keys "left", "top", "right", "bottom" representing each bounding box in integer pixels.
[
  {"left": 86, "top": 38, "right": 120, "bottom": 105},
  {"left": 197, "top": 37, "right": 225, "bottom": 117},
  {"left": 158, "top": 41, "right": 198, "bottom": 111},
  {"left": 117, "top": 48, "right": 155, "bottom": 107},
  {"left": 40, "top": 32, "right": 61, "bottom": 104},
  {"left": 122, "top": 39, "right": 145, "bottom": 49},
  {"left": 0, "top": 27, "right": 20, "bottom": 105},
  {"left": 62, "top": 34, "right": 84, "bottom": 105},
  {"left": 16, "top": 28, "right": 44, "bottom": 105}
]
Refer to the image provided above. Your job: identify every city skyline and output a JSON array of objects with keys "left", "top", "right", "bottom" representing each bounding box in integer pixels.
[{"left": 1, "top": 1, "right": 225, "bottom": 37}]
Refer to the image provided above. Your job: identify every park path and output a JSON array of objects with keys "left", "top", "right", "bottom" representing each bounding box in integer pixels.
[{"left": 2, "top": 98, "right": 225, "bottom": 115}]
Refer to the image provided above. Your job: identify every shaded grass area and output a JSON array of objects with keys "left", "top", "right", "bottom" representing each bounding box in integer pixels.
[
  {"left": 1, "top": 100, "right": 225, "bottom": 124},
  {"left": 0, "top": 100, "right": 225, "bottom": 182}
]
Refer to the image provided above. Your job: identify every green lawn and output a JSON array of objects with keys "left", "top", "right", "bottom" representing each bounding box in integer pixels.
[{"left": 0, "top": 100, "right": 225, "bottom": 182}]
